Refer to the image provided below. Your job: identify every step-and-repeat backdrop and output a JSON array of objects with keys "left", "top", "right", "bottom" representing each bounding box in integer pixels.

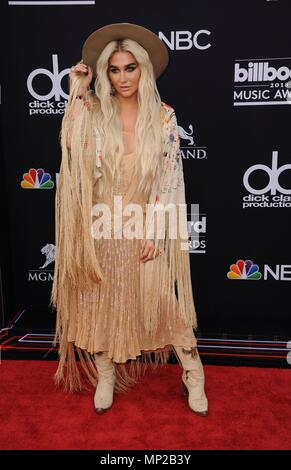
[{"left": 2, "top": 0, "right": 291, "bottom": 340}]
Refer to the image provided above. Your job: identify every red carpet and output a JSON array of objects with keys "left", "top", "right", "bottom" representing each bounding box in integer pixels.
[{"left": 0, "top": 360, "right": 291, "bottom": 450}]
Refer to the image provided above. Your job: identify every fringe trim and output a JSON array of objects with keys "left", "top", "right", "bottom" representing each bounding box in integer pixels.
[
  {"left": 50, "top": 80, "right": 199, "bottom": 396},
  {"left": 50, "top": 75, "right": 104, "bottom": 316},
  {"left": 53, "top": 342, "right": 173, "bottom": 394}
]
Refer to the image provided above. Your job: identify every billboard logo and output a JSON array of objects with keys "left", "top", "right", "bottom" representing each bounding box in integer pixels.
[
  {"left": 187, "top": 207, "right": 207, "bottom": 254},
  {"left": 235, "top": 62, "right": 291, "bottom": 83},
  {"left": 233, "top": 58, "right": 291, "bottom": 106}
]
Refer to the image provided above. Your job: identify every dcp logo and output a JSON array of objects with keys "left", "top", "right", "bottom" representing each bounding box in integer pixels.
[
  {"left": 243, "top": 151, "right": 291, "bottom": 195},
  {"left": 27, "top": 54, "right": 70, "bottom": 101}
]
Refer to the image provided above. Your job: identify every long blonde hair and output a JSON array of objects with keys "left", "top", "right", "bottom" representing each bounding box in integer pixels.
[{"left": 91, "top": 38, "right": 164, "bottom": 198}]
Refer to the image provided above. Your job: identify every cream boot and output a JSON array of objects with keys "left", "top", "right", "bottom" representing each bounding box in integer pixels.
[
  {"left": 173, "top": 345, "right": 208, "bottom": 417},
  {"left": 94, "top": 352, "right": 116, "bottom": 413}
]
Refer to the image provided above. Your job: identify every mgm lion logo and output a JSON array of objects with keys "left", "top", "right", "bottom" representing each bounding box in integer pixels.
[
  {"left": 178, "top": 124, "right": 195, "bottom": 146},
  {"left": 39, "top": 243, "right": 55, "bottom": 269}
]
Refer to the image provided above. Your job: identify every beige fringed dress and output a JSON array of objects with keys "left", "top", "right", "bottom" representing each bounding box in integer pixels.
[
  {"left": 52, "top": 95, "right": 198, "bottom": 394},
  {"left": 65, "top": 129, "right": 196, "bottom": 392}
]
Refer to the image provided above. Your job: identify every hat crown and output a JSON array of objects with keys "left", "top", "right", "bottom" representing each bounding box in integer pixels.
[{"left": 82, "top": 22, "right": 169, "bottom": 79}]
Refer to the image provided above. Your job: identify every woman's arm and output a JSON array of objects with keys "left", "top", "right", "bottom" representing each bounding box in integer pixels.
[
  {"left": 65, "top": 62, "right": 93, "bottom": 149},
  {"left": 66, "top": 89, "right": 95, "bottom": 149}
]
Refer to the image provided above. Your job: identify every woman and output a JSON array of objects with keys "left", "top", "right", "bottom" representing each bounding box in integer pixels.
[{"left": 50, "top": 23, "right": 208, "bottom": 416}]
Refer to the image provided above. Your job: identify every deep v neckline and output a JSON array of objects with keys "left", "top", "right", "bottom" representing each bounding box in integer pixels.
[{"left": 122, "top": 130, "right": 135, "bottom": 156}]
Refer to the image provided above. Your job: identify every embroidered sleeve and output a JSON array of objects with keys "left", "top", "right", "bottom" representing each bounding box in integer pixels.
[
  {"left": 159, "top": 105, "right": 185, "bottom": 202},
  {"left": 144, "top": 104, "right": 187, "bottom": 247}
]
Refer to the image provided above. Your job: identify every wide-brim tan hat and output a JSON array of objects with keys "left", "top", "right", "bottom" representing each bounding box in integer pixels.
[{"left": 82, "top": 22, "right": 169, "bottom": 79}]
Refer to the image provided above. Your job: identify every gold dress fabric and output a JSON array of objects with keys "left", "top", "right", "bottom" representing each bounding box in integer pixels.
[
  {"left": 52, "top": 95, "right": 199, "bottom": 393},
  {"left": 70, "top": 130, "right": 196, "bottom": 389}
]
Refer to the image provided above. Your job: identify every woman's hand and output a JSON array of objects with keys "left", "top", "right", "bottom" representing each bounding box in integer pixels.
[
  {"left": 70, "top": 61, "right": 93, "bottom": 92},
  {"left": 140, "top": 239, "right": 161, "bottom": 263}
]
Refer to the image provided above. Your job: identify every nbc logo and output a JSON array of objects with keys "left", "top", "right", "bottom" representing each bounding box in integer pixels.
[
  {"left": 227, "top": 259, "right": 291, "bottom": 281},
  {"left": 21, "top": 168, "right": 54, "bottom": 189},
  {"left": 158, "top": 30, "right": 211, "bottom": 51},
  {"left": 227, "top": 259, "right": 262, "bottom": 280}
]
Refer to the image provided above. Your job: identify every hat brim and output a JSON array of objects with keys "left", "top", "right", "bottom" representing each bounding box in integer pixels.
[{"left": 82, "top": 22, "right": 169, "bottom": 79}]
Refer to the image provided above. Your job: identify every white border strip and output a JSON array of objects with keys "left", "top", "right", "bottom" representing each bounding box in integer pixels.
[
  {"left": 200, "top": 338, "right": 287, "bottom": 344},
  {"left": 198, "top": 345, "right": 288, "bottom": 352},
  {"left": 234, "top": 101, "right": 290, "bottom": 106},
  {"left": 8, "top": 1, "right": 95, "bottom": 5},
  {"left": 235, "top": 57, "right": 291, "bottom": 61},
  {"left": 14, "top": 333, "right": 289, "bottom": 350}
]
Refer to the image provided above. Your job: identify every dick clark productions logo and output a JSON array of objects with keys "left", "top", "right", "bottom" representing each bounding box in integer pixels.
[{"left": 27, "top": 54, "right": 70, "bottom": 115}]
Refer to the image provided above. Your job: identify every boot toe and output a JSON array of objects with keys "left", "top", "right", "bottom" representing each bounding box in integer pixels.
[
  {"left": 95, "top": 405, "right": 112, "bottom": 414},
  {"left": 192, "top": 409, "right": 208, "bottom": 417},
  {"left": 189, "top": 397, "right": 208, "bottom": 416}
]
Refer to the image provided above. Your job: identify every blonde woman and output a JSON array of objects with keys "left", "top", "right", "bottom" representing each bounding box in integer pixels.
[{"left": 50, "top": 23, "right": 208, "bottom": 416}]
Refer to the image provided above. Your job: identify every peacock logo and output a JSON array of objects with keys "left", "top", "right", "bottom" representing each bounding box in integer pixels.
[
  {"left": 227, "top": 259, "right": 262, "bottom": 280},
  {"left": 21, "top": 168, "right": 54, "bottom": 189}
]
